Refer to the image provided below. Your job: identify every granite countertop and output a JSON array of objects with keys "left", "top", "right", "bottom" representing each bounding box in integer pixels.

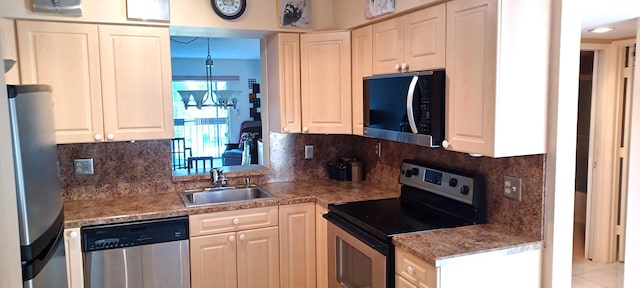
[
  {"left": 64, "top": 179, "right": 541, "bottom": 265},
  {"left": 393, "top": 224, "right": 543, "bottom": 267},
  {"left": 63, "top": 179, "right": 398, "bottom": 228}
]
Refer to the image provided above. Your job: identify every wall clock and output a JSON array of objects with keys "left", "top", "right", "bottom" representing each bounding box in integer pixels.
[{"left": 211, "top": 0, "right": 246, "bottom": 20}]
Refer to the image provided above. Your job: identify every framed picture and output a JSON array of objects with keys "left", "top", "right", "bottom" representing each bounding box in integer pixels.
[
  {"left": 127, "top": 0, "right": 170, "bottom": 22},
  {"left": 365, "top": 0, "right": 395, "bottom": 19},
  {"left": 279, "top": 0, "right": 311, "bottom": 28}
]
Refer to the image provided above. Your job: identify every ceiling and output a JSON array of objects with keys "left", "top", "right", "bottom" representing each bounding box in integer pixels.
[
  {"left": 581, "top": 0, "right": 639, "bottom": 39},
  {"left": 170, "top": 2, "right": 639, "bottom": 60}
]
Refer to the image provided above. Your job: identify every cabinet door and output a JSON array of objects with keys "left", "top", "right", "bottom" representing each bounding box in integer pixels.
[
  {"left": 372, "top": 17, "right": 403, "bottom": 74},
  {"left": 279, "top": 203, "right": 316, "bottom": 288},
  {"left": 63, "top": 228, "right": 84, "bottom": 288},
  {"left": 16, "top": 20, "right": 104, "bottom": 144},
  {"left": 99, "top": 25, "right": 173, "bottom": 142},
  {"left": 300, "top": 31, "right": 352, "bottom": 134},
  {"left": 351, "top": 26, "right": 372, "bottom": 136},
  {"left": 396, "top": 276, "right": 419, "bottom": 288},
  {"left": 237, "top": 227, "right": 280, "bottom": 288},
  {"left": 1, "top": 19, "right": 20, "bottom": 84},
  {"left": 445, "top": 0, "right": 498, "bottom": 156},
  {"left": 190, "top": 232, "right": 237, "bottom": 288},
  {"left": 403, "top": 4, "right": 446, "bottom": 71},
  {"left": 266, "top": 33, "right": 301, "bottom": 134},
  {"left": 315, "top": 205, "right": 329, "bottom": 288}
]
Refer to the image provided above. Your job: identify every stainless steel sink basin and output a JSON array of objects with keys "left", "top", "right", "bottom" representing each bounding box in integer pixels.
[{"left": 179, "top": 185, "right": 274, "bottom": 207}]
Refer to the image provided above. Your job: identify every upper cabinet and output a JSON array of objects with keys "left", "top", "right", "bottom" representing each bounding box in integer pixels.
[
  {"left": 444, "top": 0, "right": 549, "bottom": 157},
  {"left": 372, "top": 4, "right": 446, "bottom": 74},
  {"left": 267, "top": 31, "right": 352, "bottom": 135},
  {"left": 351, "top": 26, "right": 372, "bottom": 136},
  {"left": 0, "top": 19, "right": 20, "bottom": 84},
  {"left": 16, "top": 20, "right": 173, "bottom": 144}
]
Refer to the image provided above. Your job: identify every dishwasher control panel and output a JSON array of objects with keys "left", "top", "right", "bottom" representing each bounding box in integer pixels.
[{"left": 81, "top": 216, "right": 189, "bottom": 252}]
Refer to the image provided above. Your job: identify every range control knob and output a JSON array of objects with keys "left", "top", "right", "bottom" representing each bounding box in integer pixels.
[
  {"left": 404, "top": 168, "right": 419, "bottom": 178},
  {"left": 460, "top": 185, "right": 470, "bottom": 195},
  {"left": 449, "top": 178, "right": 458, "bottom": 187}
]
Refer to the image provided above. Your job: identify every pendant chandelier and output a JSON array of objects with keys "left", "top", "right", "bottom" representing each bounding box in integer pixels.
[{"left": 178, "top": 37, "right": 240, "bottom": 110}]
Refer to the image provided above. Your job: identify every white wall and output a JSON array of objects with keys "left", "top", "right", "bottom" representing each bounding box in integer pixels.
[
  {"left": 623, "top": 18, "right": 640, "bottom": 288},
  {"left": 0, "top": 37, "right": 23, "bottom": 288},
  {"left": 171, "top": 58, "right": 261, "bottom": 143}
]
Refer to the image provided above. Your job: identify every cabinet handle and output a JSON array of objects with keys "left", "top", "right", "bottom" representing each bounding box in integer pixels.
[
  {"left": 229, "top": 235, "right": 235, "bottom": 242},
  {"left": 442, "top": 140, "right": 449, "bottom": 149},
  {"left": 394, "top": 63, "right": 401, "bottom": 71},
  {"left": 407, "top": 265, "right": 415, "bottom": 275},
  {"left": 232, "top": 218, "right": 240, "bottom": 225},
  {"left": 239, "top": 234, "right": 246, "bottom": 241},
  {"left": 303, "top": 127, "right": 309, "bottom": 133},
  {"left": 283, "top": 127, "right": 289, "bottom": 133},
  {"left": 69, "top": 231, "right": 78, "bottom": 239},
  {"left": 107, "top": 133, "right": 115, "bottom": 141},
  {"left": 401, "top": 63, "right": 408, "bottom": 72},
  {"left": 94, "top": 134, "right": 102, "bottom": 141}
]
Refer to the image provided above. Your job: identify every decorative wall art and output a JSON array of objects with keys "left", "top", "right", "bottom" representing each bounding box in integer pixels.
[
  {"left": 33, "top": 0, "right": 82, "bottom": 16},
  {"left": 364, "top": 0, "right": 395, "bottom": 19},
  {"left": 279, "top": 0, "right": 311, "bottom": 28},
  {"left": 126, "top": 0, "right": 170, "bottom": 22}
]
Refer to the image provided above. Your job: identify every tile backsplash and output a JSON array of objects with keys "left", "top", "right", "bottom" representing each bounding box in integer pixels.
[{"left": 58, "top": 133, "right": 545, "bottom": 239}]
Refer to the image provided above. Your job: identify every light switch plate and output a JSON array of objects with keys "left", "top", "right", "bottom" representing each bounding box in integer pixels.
[
  {"left": 503, "top": 175, "right": 522, "bottom": 201},
  {"left": 74, "top": 158, "right": 94, "bottom": 175},
  {"left": 304, "top": 145, "right": 314, "bottom": 159}
]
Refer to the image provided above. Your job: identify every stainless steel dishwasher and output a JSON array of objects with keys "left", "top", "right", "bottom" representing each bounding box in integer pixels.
[{"left": 81, "top": 216, "right": 190, "bottom": 288}]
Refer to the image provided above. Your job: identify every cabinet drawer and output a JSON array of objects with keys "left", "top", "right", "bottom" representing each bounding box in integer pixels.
[
  {"left": 396, "top": 275, "right": 419, "bottom": 288},
  {"left": 395, "top": 249, "right": 436, "bottom": 288},
  {"left": 189, "top": 206, "right": 278, "bottom": 237}
]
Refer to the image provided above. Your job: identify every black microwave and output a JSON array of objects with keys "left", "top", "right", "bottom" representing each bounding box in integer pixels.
[{"left": 363, "top": 70, "right": 445, "bottom": 147}]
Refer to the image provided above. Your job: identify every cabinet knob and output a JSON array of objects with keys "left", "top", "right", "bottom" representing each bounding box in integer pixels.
[
  {"left": 229, "top": 235, "right": 235, "bottom": 242},
  {"left": 232, "top": 218, "right": 240, "bottom": 225},
  {"left": 442, "top": 139, "right": 449, "bottom": 149},
  {"left": 107, "top": 133, "right": 115, "bottom": 141},
  {"left": 239, "top": 234, "right": 246, "bottom": 241},
  {"left": 401, "top": 63, "right": 408, "bottom": 71},
  {"left": 283, "top": 127, "right": 289, "bottom": 133},
  {"left": 94, "top": 134, "right": 103, "bottom": 141},
  {"left": 303, "top": 127, "right": 309, "bottom": 133},
  {"left": 394, "top": 63, "right": 401, "bottom": 71},
  {"left": 407, "top": 265, "right": 415, "bottom": 275},
  {"left": 69, "top": 231, "right": 78, "bottom": 239}
]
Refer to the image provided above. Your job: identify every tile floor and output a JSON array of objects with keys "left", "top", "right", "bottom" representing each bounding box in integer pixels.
[{"left": 573, "top": 222, "right": 624, "bottom": 287}]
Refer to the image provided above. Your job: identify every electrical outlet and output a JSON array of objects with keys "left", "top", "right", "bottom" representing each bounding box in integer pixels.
[
  {"left": 503, "top": 175, "right": 522, "bottom": 201},
  {"left": 74, "top": 158, "right": 94, "bottom": 175},
  {"left": 375, "top": 142, "right": 381, "bottom": 158},
  {"left": 304, "top": 145, "right": 314, "bottom": 159}
]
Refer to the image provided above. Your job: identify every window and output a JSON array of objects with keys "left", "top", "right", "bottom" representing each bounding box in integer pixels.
[{"left": 172, "top": 80, "right": 230, "bottom": 168}]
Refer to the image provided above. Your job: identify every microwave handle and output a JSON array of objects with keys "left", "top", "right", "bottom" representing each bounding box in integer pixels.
[{"left": 406, "top": 75, "right": 419, "bottom": 134}]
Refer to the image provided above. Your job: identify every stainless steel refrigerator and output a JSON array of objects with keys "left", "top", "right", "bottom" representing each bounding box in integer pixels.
[{"left": 7, "top": 84, "right": 68, "bottom": 288}]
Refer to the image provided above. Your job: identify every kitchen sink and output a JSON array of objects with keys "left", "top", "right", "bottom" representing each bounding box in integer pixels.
[{"left": 179, "top": 185, "right": 274, "bottom": 207}]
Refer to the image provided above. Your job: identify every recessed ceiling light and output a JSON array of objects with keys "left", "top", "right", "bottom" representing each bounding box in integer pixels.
[{"left": 588, "top": 27, "right": 615, "bottom": 33}]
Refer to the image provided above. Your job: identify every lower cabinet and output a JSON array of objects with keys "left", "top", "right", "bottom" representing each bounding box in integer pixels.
[
  {"left": 189, "top": 207, "right": 280, "bottom": 288},
  {"left": 279, "top": 203, "right": 316, "bottom": 288},
  {"left": 395, "top": 249, "right": 437, "bottom": 288},
  {"left": 315, "top": 205, "right": 329, "bottom": 288},
  {"left": 63, "top": 228, "right": 84, "bottom": 288}
]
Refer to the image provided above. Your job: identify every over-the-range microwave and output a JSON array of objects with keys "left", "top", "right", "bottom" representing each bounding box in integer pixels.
[{"left": 363, "top": 70, "right": 445, "bottom": 147}]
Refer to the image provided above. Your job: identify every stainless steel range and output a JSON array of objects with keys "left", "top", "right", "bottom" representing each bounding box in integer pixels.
[{"left": 323, "top": 160, "right": 486, "bottom": 288}]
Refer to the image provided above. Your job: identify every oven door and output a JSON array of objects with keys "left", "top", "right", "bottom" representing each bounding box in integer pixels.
[{"left": 325, "top": 213, "right": 389, "bottom": 288}]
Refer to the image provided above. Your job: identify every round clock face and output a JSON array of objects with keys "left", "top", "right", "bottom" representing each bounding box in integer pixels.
[{"left": 211, "top": 0, "right": 246, "bottom": 20}]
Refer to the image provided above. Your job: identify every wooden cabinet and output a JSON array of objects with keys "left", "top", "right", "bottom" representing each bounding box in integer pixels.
[
  {"left": 395, "top": 249, "right": 436, "bottom": 288},
  {"left": 267, "top": 31, "right": 352, "bottom": 135},
  {"left": 444, "top": 0, "right": 549, "bottom": 157},
  {"left": 63, "top": 228, "right": 84, "bottom": 288},
  {"left": 16, "top": 20, "right": 173, "bottom": 144},
  {"left": 279, "top": 203, "right": 316, "bottom": 288},
  {"left": 267, "top": 33, "right": 302, "bottom": 134},
  {"left": 189, "top": 207, "right": 280, "bottom": 288},
  {"left": 300, "top": 31, "right": 352, "bottom": 134},
  {"left": 372, "top": 4, "right": 446, "bottom": 74},
  {"left": 351, "top": 26, "right": 372, "bottom": 135},
  {"left": 315, "top": 205, "right": 328, "bottom": 288},
  {"left": 0, "top": 19, "right": 20, "bottom": 84}
]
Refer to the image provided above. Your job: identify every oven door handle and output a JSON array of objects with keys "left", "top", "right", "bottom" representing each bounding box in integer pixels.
[{"left": 323, "top": 213, "right": 390, "bottom": 256}]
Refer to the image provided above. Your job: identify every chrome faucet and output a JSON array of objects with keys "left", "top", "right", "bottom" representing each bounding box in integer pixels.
[{"left": 210, "top": 168, "right": 228, "bottom": 187}]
